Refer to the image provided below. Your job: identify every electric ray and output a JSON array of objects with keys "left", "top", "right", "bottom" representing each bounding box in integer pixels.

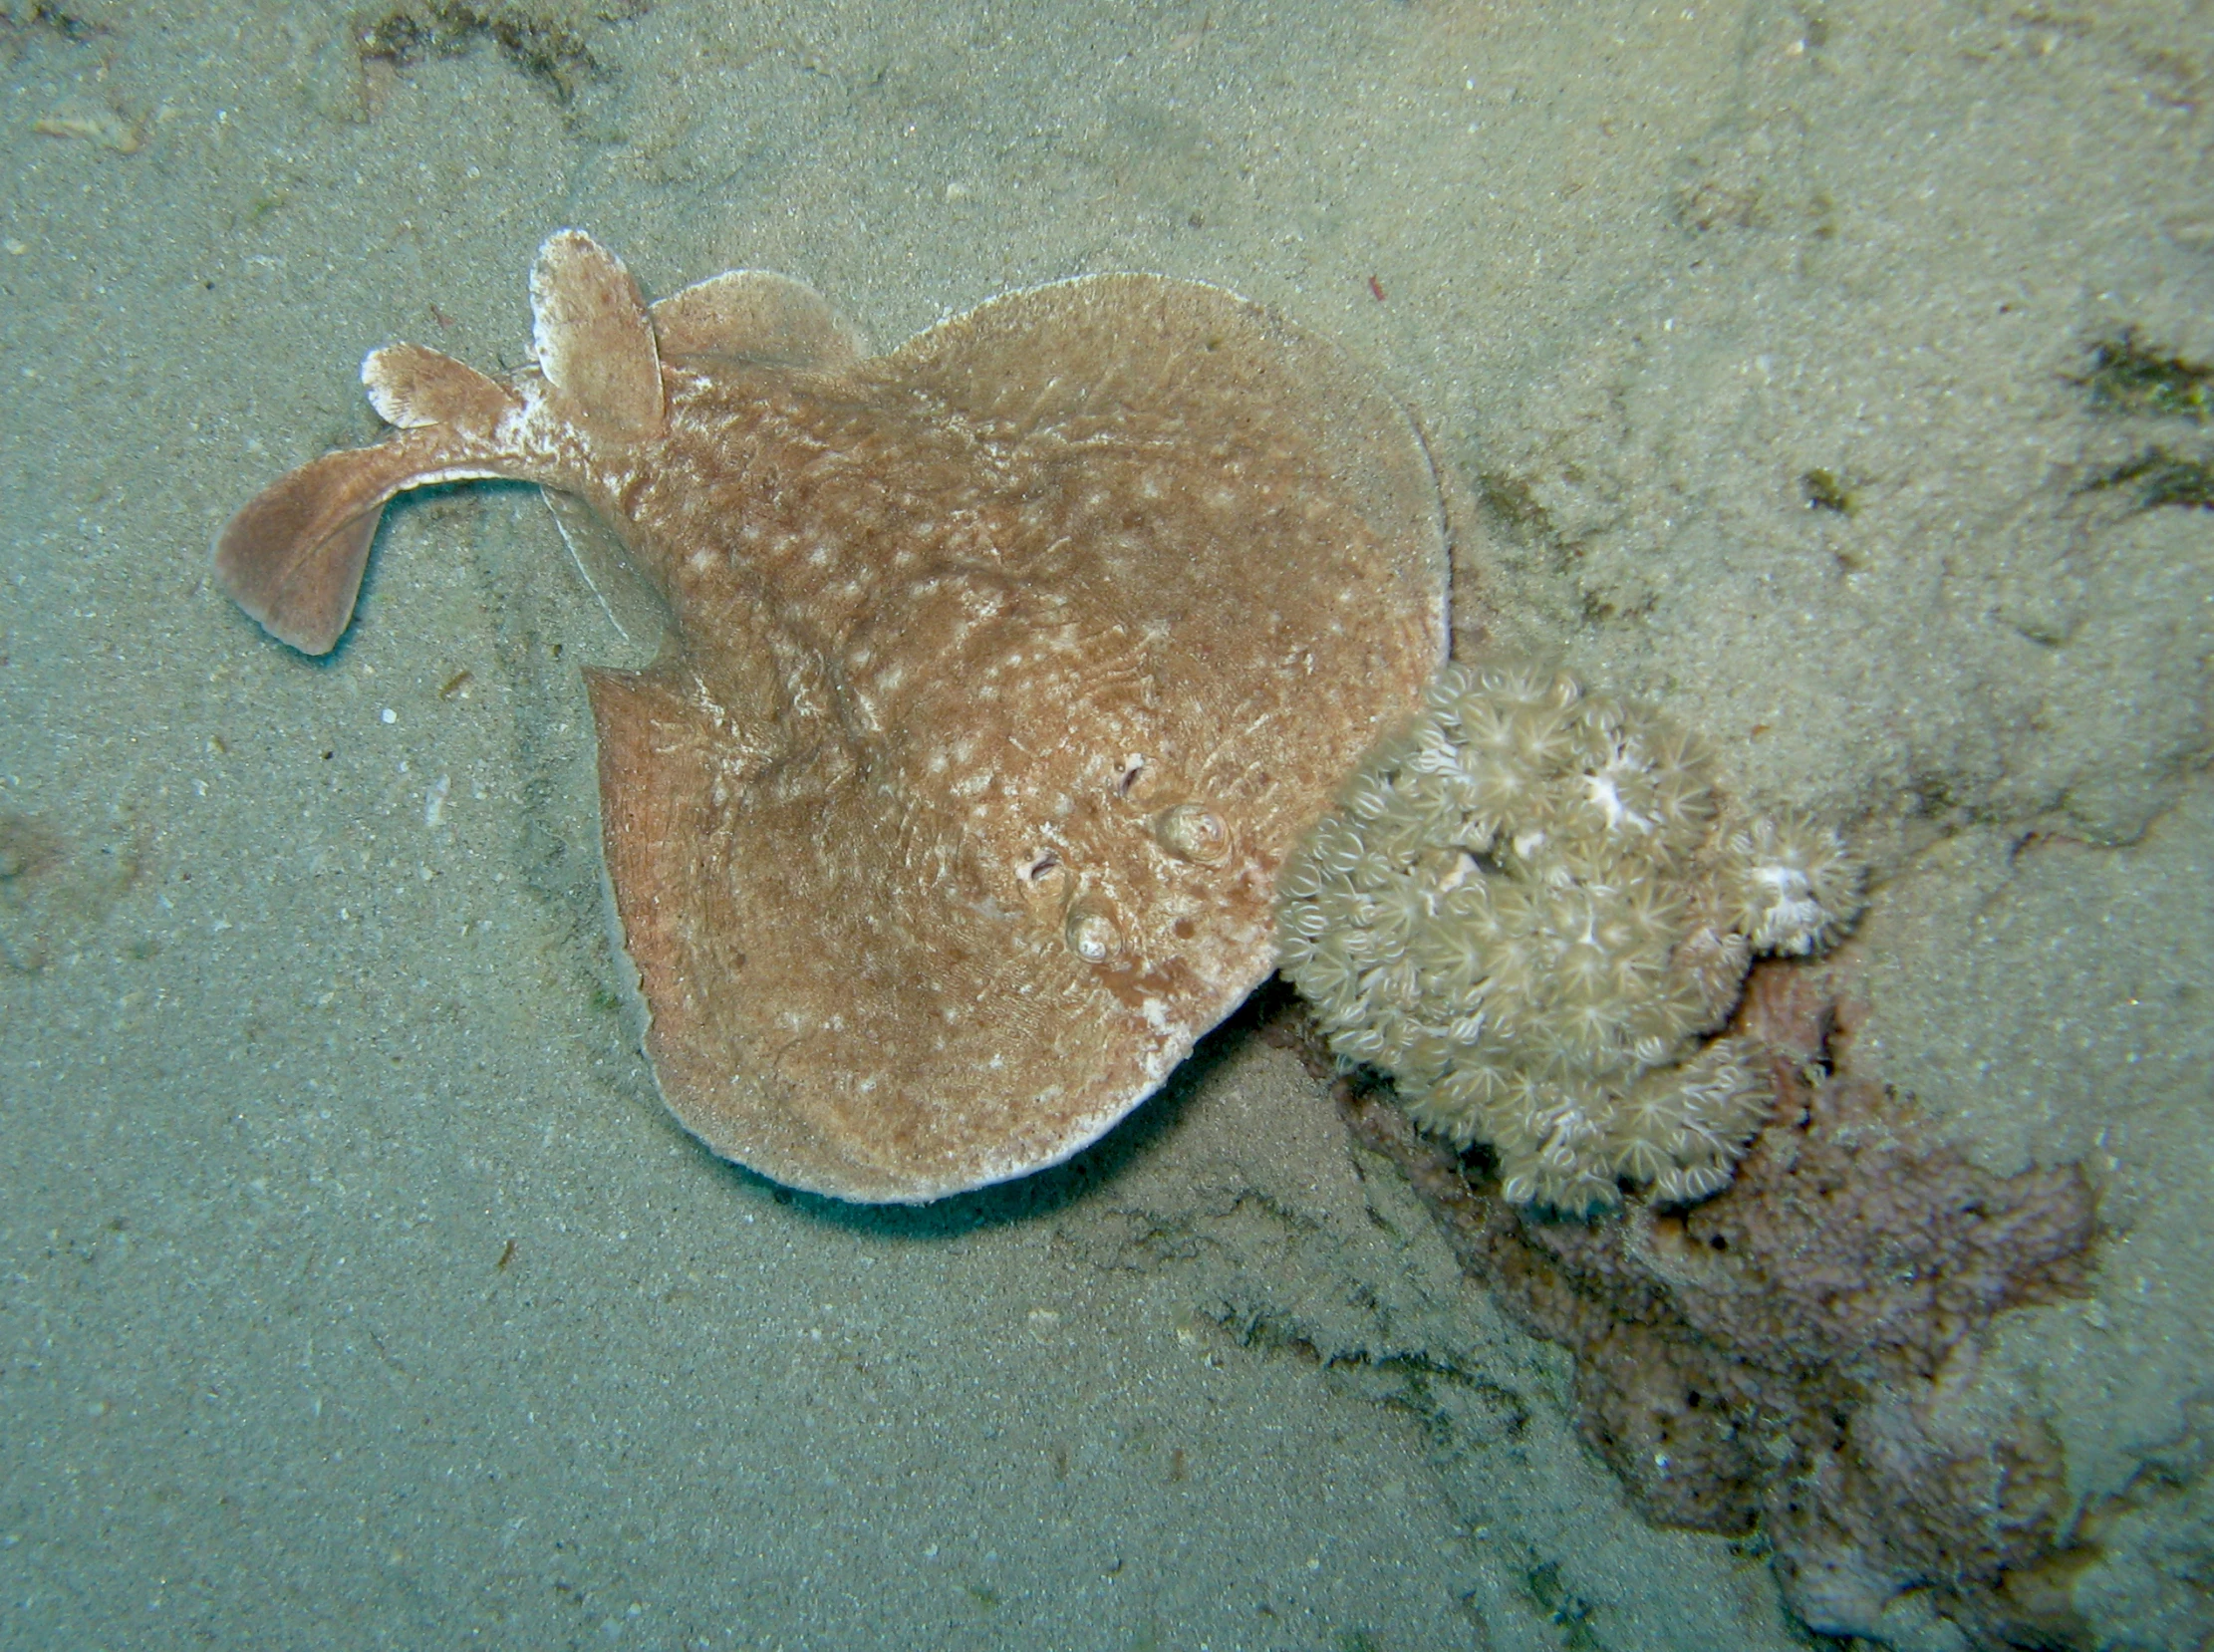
[{"left": 216, "top": 230, "right": 1447, "bottom": 1202}]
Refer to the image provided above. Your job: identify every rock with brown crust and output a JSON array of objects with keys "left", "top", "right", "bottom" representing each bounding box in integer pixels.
[{"left": 1329, "top": 960, "right": 2100, "bottom": 1649}]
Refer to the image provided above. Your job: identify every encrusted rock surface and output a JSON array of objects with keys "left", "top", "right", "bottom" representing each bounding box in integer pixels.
[{"left": 1328, "top": 960, "right": 2102, "bottom": 1650}]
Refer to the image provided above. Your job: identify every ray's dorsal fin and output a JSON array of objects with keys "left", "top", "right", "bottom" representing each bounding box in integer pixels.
[
  {"left": 650, "top": 269, "right": 868, "bottom": 371},
  {"left": 363, "top": 342, "right": 519, "bottom": 431},
  {"left": 530, "top": 229, "right": 663, "bottom": 434}
]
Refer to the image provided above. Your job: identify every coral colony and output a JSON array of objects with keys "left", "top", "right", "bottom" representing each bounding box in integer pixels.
[{"left": 1276, "top": 664, "right": 1863, "bottom": 1213}]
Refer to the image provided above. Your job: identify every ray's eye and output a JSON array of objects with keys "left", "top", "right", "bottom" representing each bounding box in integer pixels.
[
  {"left": 1020, "top": 851, "right": 1061, "bottom": 884},
  {"left": 1064, "top": 901, "right": 1123, "bottom": 964},
  {"left": 1153, "top": 801, "right": 1230, "bottom": 865},
  {"left": 1117, "top": 756, "right": 1147, "bottom": 796}
]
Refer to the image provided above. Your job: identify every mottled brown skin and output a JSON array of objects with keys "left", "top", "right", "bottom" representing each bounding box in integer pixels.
[{"left": 216, "top": 232, "right": 1447, "bottom": 1202}]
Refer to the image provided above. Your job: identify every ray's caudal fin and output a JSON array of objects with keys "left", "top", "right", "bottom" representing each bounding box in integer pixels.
[
  {"left": 215, "top": 232, "right": 666, "bottom": 656},
  {"left": 213, "top": 347, "right": 520, "bottom": 656}
]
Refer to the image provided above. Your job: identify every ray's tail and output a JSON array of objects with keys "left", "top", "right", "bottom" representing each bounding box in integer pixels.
[{"left": 213, "top": 343, "right": 523, "bottom": 656}]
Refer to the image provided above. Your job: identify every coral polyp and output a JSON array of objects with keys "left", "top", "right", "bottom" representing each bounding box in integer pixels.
[{"left": 1276, "top": 663, "right": 1863, "bottom": 1214}]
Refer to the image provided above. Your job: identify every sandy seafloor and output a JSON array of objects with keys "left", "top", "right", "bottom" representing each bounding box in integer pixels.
[{"left": 1, "top": 0, "right": 2210, "bottom": 1647}]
